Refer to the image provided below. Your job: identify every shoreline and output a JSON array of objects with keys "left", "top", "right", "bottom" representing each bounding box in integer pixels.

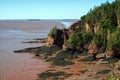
[
  {"left": 9, "top": 53, "right": 49, "bottom": 80},
  {"left": 14, "top": 45, "right": 120, "bottom": 80},
  {"left": 0, "top": 20, "right": 67, "bottom": 80}
]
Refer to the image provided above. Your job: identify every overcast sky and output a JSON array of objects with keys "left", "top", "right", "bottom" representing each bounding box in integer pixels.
[{"left": 0, "top": 0, "right": 115, "bottom": 20}]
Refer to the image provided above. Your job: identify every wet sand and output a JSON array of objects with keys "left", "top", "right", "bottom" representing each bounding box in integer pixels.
[
  {"left": 0, "top": 20, "right": 64, "bottom": 80},
  {"left": 0, "top": 33, "right": 48, "bottom": 80},
  {"left": 0, "top": 31, "right": 48, "bottom": 80},
  {"left": 6, "top": 54, "right": 49, "bottom": 80}
]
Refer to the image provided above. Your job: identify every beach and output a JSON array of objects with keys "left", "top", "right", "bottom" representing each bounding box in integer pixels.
[{"left": 0, "top": 20, "right": 66, "bottom": 80}]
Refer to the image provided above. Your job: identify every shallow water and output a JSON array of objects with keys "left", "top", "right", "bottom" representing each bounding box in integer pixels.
[
  {"left": 0, "top": 20, "right": 71, "bottom": 80},
  {"left": 0, "top": 29, "right": 48, "bottom": 80},
  {"left": 0, "top": 29, "right": 48, "bottom": 39},
  {"left": 60, "top": 21, "right": 74, "bottom": 28}
]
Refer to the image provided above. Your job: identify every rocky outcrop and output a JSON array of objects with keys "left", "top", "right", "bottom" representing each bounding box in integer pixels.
[
  {"left": 96, "top": 53, "right": 106, "bottom": 59},
  {"left": 88, "top": 43, "right": 98, "bottom": 55},
  {"left": 46, "top": 20, "right": 82, "bottom": 48},
  {"left": 68, "top": 20, "right": 82, "bottom": 33},
  {"left": 46, "top": 35, "right": 54, "bottom": 46},
  {"left": 45, "top": 0, "right": 120, "bottom": 62},
  {"left": 88, "top": 43, "right": 107, "bottom": 59},
  {"left": 63, "top": 29, "right": 69, "bottom": 42},
  {"left": 46, "top": 29, "right": 69, "bottom": 48},
  {"left": 46, "top": 18, "right": 120, "bottom": 59},
  {"left": 105, "top": 47, "right": 120, "bottom": 59},
  {"left": 105, "top": 50, "right": 114, "bottom": 58},
  {"left": 113, "top": 46, "right": 120, "bottom": 59},
  {"left": 85, "top": 23, "right": 91, "bottom": 32}
]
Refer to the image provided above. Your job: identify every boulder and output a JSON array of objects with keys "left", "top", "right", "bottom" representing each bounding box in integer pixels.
[
  {"left": 105, "top": 46, "right": 120, "bottom": 59},
  {"left": 96, "top": 53, "right": 106, "bottom": 59},
  {"left": 88, "top": 43, "right": 98, "bottom": 55},
  {"left": 105, "top": 50, "right": 114, "bottom": 58},
  {"left": 46, "top": 35, "right": 54, "bottom": 46}
]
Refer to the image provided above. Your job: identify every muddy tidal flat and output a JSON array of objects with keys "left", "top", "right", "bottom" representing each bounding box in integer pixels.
[{"left": 0, "top": 20, "right": 65, "bottom": 80}]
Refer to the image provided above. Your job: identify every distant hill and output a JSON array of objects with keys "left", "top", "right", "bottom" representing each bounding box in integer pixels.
[{"left": 26, "top": 19, "right": 78, "bottom": 22}]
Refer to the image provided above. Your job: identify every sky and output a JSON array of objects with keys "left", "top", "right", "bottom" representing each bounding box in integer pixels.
[{"left": 0, "top": 0, "right": 115, "bottom": 20}]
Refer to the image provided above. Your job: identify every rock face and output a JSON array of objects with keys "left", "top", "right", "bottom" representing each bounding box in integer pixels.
[
  {"left": 105, "top": 47, "right": 120, "bottom": 59},
  {"left": 85, "top": 23, "right": 95, "bottom": 32},
  {"left": 88, "top": 43, "right": 98, "bottom": 55},
  {"left": 85, "top": 23, "right": 91, "bottom": 32},
  {"left": 46, "top": 35, "right": 54, "bottom": 46},
  {"left": 105, "top": 50, "right": 114, "bottom": 58},
  {"left": 46, "top": 29, "right": 69, "bottom": 48},
  {"left": 46, "top": 19, "right": 120, "bottom": 59},
  {"left": 68, "top": 20, "right": 82, "bottom": 33},
  {"left": 113, "top": 46, "right": 120, "bottom": 59},
  {"left": 46, "top": 20, "right": 82, "bottom": 48},
  {"left": 88, "top": 43, "right": 107, "bottom": 59}
]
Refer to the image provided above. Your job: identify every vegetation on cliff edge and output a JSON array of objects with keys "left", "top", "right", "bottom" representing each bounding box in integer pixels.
[{"left": 48, "top": 0, "right": 120, "bottom": 59}]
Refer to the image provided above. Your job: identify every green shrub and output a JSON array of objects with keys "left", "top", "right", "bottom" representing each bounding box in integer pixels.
[
  {"left": 107, "top": 28, "right": 120, "bottom": 50},
  {"left": 92, "top": 31, "right": 107, "bottom": 48},
  {"left": 107, "top": 75, "right": 120, "bottom": 80},
  {"left": 66, "top": 32, "right": 92, "bottom": 50},
  {"left": 99, "top": 19, "right": 116, "bottom": 33},
  {"left": 107, "top": 59, "right": 120, "bottom": 80},
  {"left": 48, "top": 27, "right": 59, "bottom": 40}
]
